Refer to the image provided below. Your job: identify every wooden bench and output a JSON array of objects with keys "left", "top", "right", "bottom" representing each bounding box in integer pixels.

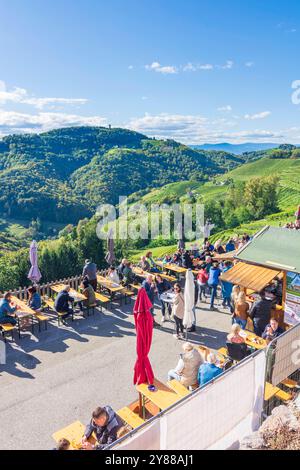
[
  {"left": 117, "top": 407, "right": 145, "bottom": 429},
  {"left": 83, "top": 303, "right": 97, "bottom": 317},
  {"left": 281, "top": 378, "right": 298, "bottom": 390},
  {"left": 122, "top": 289, "right": 135, "bottom": 304},
  {"left": 130, "top": 284, "right": 141, "bottom": 291},
  {"left": 95, "top": 292, "right": 111, "bottom": 311},
  {"left": 42, "top": 297, "right": 55, "bottom": 310},
  {"left": 217, "top": 347, "right": 228, "bottom": 358},
  {"left": 34, "top": 312, "right": 49, "bottom": 332},
  {"left": 0, "top": 323, "right": 16, "bottom": 342},
  {"left": 42, "top": 297, "right": 73, "bottom": 326},
  {"left": 167, "top": 379, "right": 191, "bottom": 397},
  {"left": 264, "top": 382, "right": 293, "bottom": 402}
]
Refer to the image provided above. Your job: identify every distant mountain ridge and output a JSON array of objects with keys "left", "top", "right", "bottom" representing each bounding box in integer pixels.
[{"left": 191, "top": 142, "right": 300, "bottom": 155}]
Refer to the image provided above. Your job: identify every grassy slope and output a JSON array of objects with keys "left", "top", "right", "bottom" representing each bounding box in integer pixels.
[{"left": 128, "top": 158, "right": 300, "bottom": 261}]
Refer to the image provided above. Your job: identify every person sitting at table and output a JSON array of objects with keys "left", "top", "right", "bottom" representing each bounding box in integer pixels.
[
  {"left": 155, "top": 274, "right": 172, "bottom": 323},
  {"left": 162, "top": 254, "right": 172, "bottom": 265},
  {"left": 232, "top": 291, "right": 249, "bottom": 329},
  {"left": 146, "top": 251, "right": 160, "bottom": 272},
  {"left": 56, "top": 438, "right": 70, "bottom": 451},
  {"left": 167, "top": 342, "right": 203, "bottom": 388},
  {"left": 122, "top": 261, "right": 135, "bottom": 286},
  {"left": 214, "top": 239, "right": 225, "bottom": 255},
  {"left": 227, "top": 323, "right": 245, "bottom": 344},
  {"left": 225, "top": 238, "right": 235, "bottom": 253},
  {"left": 82, "top": 406, "right": 123, "bottom": 450},
  {"left": 27, "top": 286, "right": 42, "bottom": 311},
  {"left": 172, "top": 283, "right": 185, "bottom": 339},
  {"left": 82, "top": 259, "right": 97, "bottom": 292},
  {"left": 81, "top": 279, "right": 96, "bottom": 308},
  {"left": 108, "top": 266, "right": 120, "bottom": 284},
  {"left": 204, "top": 255, "right": 212, "bottom": 273},
  {"left": 0, "top": 292, "right": 19, "bottom": 326},
  {"left": 197, "top": 353, "right": 223, "bottom": 387},
  {"left": 182, "top": 250, "right": 193, "bottom": 269},
  {"left": 262, "top": 318, "right": 284, "bottom": 344},
  {"left": 249, "top": 290, "right": 273, "bottom": 337},
  {"left": 54, "top": 285, "right": 75, "bottom": 325},
  {"left": 139, "top": 255, "right": 151, "bottom": 272},
  {"left": 117, "top": 258, "right": 127, "bottom": 280},
  {"left": 172, "top": 252, "right": 182, "bottom": 266}
]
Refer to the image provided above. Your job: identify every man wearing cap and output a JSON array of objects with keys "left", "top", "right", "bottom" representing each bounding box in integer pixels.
[{"left": 82, "top": 259, "right": 98, "bottom": 291}]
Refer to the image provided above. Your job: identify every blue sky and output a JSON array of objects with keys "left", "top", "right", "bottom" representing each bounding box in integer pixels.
[{"left": 0, "top": 0, "right": 300, "bottom": 143}]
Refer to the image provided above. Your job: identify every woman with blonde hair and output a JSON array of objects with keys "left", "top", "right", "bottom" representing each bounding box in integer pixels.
[
  {"left": 227, "top": 323, "right": 245, "bottom": 344},
  {"left": 233, "top": 291, "right": 249, "bottom": 329},
  {"left": 231, "top": 285, "right": 240, "bottom": 312}
]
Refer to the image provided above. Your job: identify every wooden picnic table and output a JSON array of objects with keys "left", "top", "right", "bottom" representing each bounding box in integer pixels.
[
  {"left": 136, "top": 378, "right": 181, "bottom": 419},
  {"left": 132, "top": 266, "right": 176, "bottom": 283},
  {"left": 50, "top": 284, "right": 86, "bottom": 302},
  {"left": 52, "top": 420, "right": 96, "bottom": 450},
  {"left": 96, "top": 275, "right": 125, "bottom": 294},
  {"left": 243, "top": 330, "right": 267, "bottom": 350},
  {"left": 156, "top": 261, "right": 198, "bottom": 276},
  {"left": 11, "top": 296, "right": 36, "bottom": 317}
]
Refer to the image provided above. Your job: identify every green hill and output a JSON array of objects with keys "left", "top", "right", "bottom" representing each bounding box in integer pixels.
[{"left": 0, "top": 126, "right": 229, "bottom": 225}]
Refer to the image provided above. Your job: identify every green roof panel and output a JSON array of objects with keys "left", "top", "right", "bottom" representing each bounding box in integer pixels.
[{"left": 236, "top": 226, "right": 300, "bottom": 273}]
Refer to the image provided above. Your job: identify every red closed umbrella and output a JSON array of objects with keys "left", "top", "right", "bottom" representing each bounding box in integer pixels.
[{"left": 133, "top": 288, "right": 154, "bottom": 385}]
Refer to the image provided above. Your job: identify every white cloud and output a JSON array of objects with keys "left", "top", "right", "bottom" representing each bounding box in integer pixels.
[
  {"left": 218, "top": 105, "right": 232, "bottom": 112},
  {"left": 245, "top": 61, "right": 254, "bottom": 67},
  {"left": 0, "top": 81, "right": 88, "bottom": 109},
  {"left": 220, "top": 60, "right": 234, "bottom": 69},
  {"left": 183, "top": 63, "right": 214, "bottom": 71},
  {"left": 0, "top": 109, "right": 107, "bottom": 136},
  {"left": 244, "top": 111, "right": 271, "bottom": 120},
  {"left": 128, "top": 65, "right": 134, "bottom": 70},
  {"left": 145, "top": 62, "right": 177, "bottom": 74}
]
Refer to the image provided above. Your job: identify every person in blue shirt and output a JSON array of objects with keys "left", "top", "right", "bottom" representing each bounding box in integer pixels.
[
  {"left": 54, "top": 285, "right": 74, "bottom": 325},
  {"left": 27, "top": 286, "right": 42, "bottom": 310},
  {"left": 221, "top": 261, "right": 233, "bottom": 311},
  {"left": 208, "top": 262, "right": 222, "bottom": 310},
  {"left": 225, "top": 239, "right": 235, "bottom": 252},
  {"left": 198, "top": 353, "right": 223, "bottom": 386},
  {"left": 0, "top": 292, "right": 18, "bottom": 325}
]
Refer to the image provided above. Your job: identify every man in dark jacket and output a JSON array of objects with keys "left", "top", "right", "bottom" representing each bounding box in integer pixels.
[
  {"left": 82, "top": 406, "right": 122, "bottom": 450},
  {"left": 117, "top": 258, "right": 127, "bottom": 280},
  {"left": 182, "top": 250, "right": 193, "bottom": 269},
  {"left": 54, "top": 286, "right": 74, "bottom": 325},
  {"left": 262, "top": 318, "right": 284, "bottom": 343},
  {"left": 249, "top": 291, "right": 273, "bottom": 337},
  {"left": 155, "top": 275, "right": 172, "bottom": 322},
  {"left": 142, "top": 275, "right": 160, "bottom": 327},
  {"left": 82, "top": 259, "right": 97, "bottom": 291}
]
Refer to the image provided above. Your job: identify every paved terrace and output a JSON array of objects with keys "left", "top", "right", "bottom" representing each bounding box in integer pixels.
[{"left": 0, "top": 297, "right": 231, "bottom": 450}]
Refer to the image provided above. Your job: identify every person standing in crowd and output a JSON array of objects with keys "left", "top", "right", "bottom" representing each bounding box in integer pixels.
[
  {"left": 214, "top": 239, "right": 225, "bottom": 255},
  {"left": 82, "top": 406, "right": 123, "bottom": 450},
  {"left": 168, "top": 342, "right": 203, "bottom": 388},
  {"left": 221, "top": 261, "right": 233, "bottom": 310},
  {"left": 197, "top": 353, "right": 223, "bottom": 387},
  {"left": 0, "top": 292, "right": 19, "bottom": 326},
  {"left": 54, "top": 285, "right": 75, "bottom": 325},
  {"left": 262, "top": 318, "right": 284, "bottom": 343},
  {"left": 197, "top": 264, "right": 209, "bottom": 303},
  {"left": 142, "top": 274, "right": 159, "bottom": 327},
  {"left": 172, "top": 283, "right": 185, "bottom": 339},
  {"left": 155, "top": 274, "right": 172, "bottom": 323},
  {"left": 82, "top": 259, "right": 97, "bottom": 291},
  {"left": 232, "top": 291, "right": 249, "bottom": 329},
  {"left": 231, "top": 285, "right": 240, "bottom": 312},
  {"left": 208, "top": 262, "right": 222, "bottom": 310},
  {"left": 249, "top": 290, "right": 273, "bottom": 337}
]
